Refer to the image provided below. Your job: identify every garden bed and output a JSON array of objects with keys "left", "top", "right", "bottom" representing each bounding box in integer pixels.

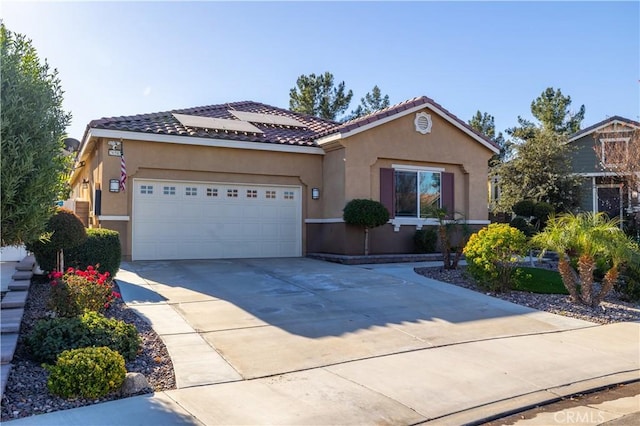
[
  {"left": 415, "top": 265, "right": 640, "bottom": 325},
  {"left": 0, "top": 276, "right": 176, "bottom": 421}
]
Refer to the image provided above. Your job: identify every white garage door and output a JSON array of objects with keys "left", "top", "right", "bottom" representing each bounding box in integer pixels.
[{"left": 132, "top": 179, "right": 302, "bottom": 260}]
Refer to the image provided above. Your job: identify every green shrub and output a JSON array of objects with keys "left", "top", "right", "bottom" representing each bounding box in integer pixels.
[
  {"left": 343, "top": 199, "right": 390, "bottom": 229},
  {"left": 463, "top": 223, "right": 528, "bottom": 292},
  {"left": 414, "top": 228, "right": 438, "bottom": 253},
  {"left": 66, "top": 229, "right": 121, "bottom": 277},
  {"left": 28, "top": 311, "right": 140, "bottom": 363},
  {"left": 616, "top": 259, "right": 640, "bottom": 302},
  {"left": 47, "top": 208, "right": 87, "bottom": 250},
  {"left": 512, "top": 200, "right": 535, "bottom": 217},
  {"left": 27, "top": 208, "right": 87, "bottom": 273},
  {"left": 510, "top": 216, "right": 535, "bottom": 237},
  {"left": 49, "top": 266, "right": 119, "bottom": 317},
  {"left": 45, "top": 346, "right": 126, "bottom": 399},
  {"left": 532, "top": 202, "right": 554, "bottom": 230},
  {"left": 28, "top": 228, "right": 121, "bottom": 276}
]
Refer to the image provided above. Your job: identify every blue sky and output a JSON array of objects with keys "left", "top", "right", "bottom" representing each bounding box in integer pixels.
[{"left": 3, "top": 1, "right": 639, "bottom": 141}]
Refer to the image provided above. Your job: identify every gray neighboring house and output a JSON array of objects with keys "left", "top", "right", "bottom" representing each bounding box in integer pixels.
[{"left": 568, "top": 115, "right": 639, "bottom": 221}]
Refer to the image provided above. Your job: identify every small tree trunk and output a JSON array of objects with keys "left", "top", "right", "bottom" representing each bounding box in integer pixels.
[
  {"left": 364, "top": 228, "right": 369, "bottom": 256},
  {"left": 592, "top": 266, "right": 619, "bottom": 307},
  {"left": 558, "top": 257, "right": 582, "bottom": 304},
  {"left": 57, "top": 248, "right": 64, "bottom": 273},
  {"left": 578, "top": 254, "right": 595, "bottom": 306}
]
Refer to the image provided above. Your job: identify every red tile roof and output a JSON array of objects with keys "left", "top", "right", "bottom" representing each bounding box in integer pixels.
[
  {"left": 88, "top": 101, "right": 338, "bottom": 146},
  {"left": 87, "top": 97, "right": 497, "bottom": 150}
]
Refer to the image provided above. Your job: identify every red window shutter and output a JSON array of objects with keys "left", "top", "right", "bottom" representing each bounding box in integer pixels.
[
  {"left": 442, "top": 172, "right": 454, "bottom": 218},
  {"left": 380, "top": 168, "right": 395, "bottom": 219}
]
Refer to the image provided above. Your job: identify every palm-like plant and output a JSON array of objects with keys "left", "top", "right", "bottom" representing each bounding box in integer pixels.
[{"left": 532, "top": 212, "right": 633, "bottom": 307}]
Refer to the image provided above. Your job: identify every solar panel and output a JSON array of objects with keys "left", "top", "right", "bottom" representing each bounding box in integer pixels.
[
  {"left": 228, "top": 110, "right": 306, "bottom": 128},
  {"left": 172, "top": 113, "right": 263, "bottom": 134}
]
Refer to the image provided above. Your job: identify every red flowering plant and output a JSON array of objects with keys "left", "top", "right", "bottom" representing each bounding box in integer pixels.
[{"left": 48, "top": 265, "right": 121, "bottom": 317}]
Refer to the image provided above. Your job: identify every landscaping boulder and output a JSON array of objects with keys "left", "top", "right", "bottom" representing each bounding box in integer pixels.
[{"left": 120, "top": 372, "right": 150, "bottom": 395}]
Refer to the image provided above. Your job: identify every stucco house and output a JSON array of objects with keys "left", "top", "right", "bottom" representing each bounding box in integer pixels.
[
  {"left": 568, "top": 116, "right": 639, "bottom": 221},
  {"left": 68, "top": 96, "right": 498, "bottom": 261}
]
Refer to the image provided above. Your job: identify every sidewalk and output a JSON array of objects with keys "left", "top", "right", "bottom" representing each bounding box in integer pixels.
[{"left": 4, "top": 260, "right": 639, "bottom": 425}]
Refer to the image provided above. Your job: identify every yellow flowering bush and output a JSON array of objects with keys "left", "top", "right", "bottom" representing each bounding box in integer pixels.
[{"left": 463, "top": 223, "right": 528, "bottom": 292}]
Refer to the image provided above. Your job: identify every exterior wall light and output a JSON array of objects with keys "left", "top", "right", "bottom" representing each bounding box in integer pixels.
[
  {"left": 81, "top": 178, "right": 90, "bottom": 189},
  {"left": 311, "top": 188, "right": 320, "bottom": 200},
  {"left": 109, "top": 179, "right": 120, "bottom": 193}
]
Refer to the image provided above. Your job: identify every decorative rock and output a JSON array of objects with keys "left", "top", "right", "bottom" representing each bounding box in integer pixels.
[{"left": 120, "top": 372, "right": 150, "bottom": 395}]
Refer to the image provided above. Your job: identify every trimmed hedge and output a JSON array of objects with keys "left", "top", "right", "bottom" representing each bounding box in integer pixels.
[
  {"left": 30, "top": 228, "right": 121, "bottom": 276},
  {"left": 67, "top": 228, "right": 121, "bottom": 277}
]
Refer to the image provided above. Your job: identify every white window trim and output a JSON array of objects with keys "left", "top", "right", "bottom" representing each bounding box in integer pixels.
[
  {"left": 392, "top": 164, "right": 445, "bottom": 172},
  {"left": 394, "top": 168, "right": 443, "bottom": 220}
]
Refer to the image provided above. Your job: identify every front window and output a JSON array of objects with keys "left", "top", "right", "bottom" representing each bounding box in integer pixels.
[
  {"left": 601, "top": 138, "right": 629, "bottom": 167},
  {"left": 395, "top": 170, "right": 441, "bottom": 217}
]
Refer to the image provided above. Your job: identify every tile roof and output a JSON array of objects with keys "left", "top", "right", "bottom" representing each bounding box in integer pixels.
[
  {"left": 88, "top": 101, "right": 338, "bottom": 146},
  {"left": 315, "top": 96, "right": 498, "bottom": 149},
  {"left": 86, "top": 96, "right": 497, "bottom": 150},
  {"left": 568, "top": 115, "right": 640, "bottom": 142}
]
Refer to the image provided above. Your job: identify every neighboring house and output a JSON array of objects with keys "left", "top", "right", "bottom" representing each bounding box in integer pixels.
[
  {"left": 68, "top": 96, "right": 498, "bottom": 260},
  {"left": 568, "top": 116, "right": 640, "bottom": 220}
]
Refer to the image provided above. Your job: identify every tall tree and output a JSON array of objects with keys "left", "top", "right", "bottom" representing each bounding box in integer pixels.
[
  {"left": 1, "top": 24, "right": 72, "bottom": 247},
  {"left": 289, "top": 72, "right": 353, "bottom": 121},
  {"left": 348, "top": 85, "right": 390, "bottom": 120},
  {"left": 494, "top": 129, "right": 582, "bottom": 213},
  {"left": 508, "top": 87, "right": 585, "bottom": 140},
  {"left": 468, "top": 110, "right": 509, "bottom": 166}
]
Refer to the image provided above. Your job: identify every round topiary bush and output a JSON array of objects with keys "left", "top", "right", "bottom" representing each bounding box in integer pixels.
[
  {"left": 27, "top": 208, "right": 87, "bottom": 272},
  {"left": 512, "top": 200, "right": 536, "bottom": 217},
  {"left": 343, "top": 199, "right": 390, "bottom": 229},
  {"left": 47, "top": 208, "right": 87, "bottom": 250},
  {"left": 510, "top": 216, "right": 535, "bottom": 237},
  {"left": 343, "top": 199, "right": 390, "bottom": 255},
  {"left": 45, "top": 346, "right": 126, "bottom": 399},
  {"left": 532, "top": 201, "right": 555, "bottom": 230}
]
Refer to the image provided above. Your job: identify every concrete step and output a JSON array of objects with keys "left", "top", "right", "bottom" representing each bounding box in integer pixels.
[
  {"left": 0, "top": 290, "right": 27, "bottom": 309},
  {"left": 0, "top": 308, "right": 23, "bottom": 333},
  {"left": 1, "top": 334, "right": 18, "bottom": 364},
  {"left": 15, "top": 262, "right": 34, "bottom": 271},
  {"left": 11, "top": 270, "right": 32, "bottom": 281},
  {"left": 0, "top": 363, "right": 12, "bottom": 400},
  {"left": 7, "top": 280, "right": 29, "bottom": 291}
]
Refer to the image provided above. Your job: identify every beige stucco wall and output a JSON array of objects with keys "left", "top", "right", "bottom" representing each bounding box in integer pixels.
[
  {"left": 74, "top": 137, "right": 324, "bottom": 258},
  {"left": 322, "top": 107, "right": 494, "bottom": 220}
]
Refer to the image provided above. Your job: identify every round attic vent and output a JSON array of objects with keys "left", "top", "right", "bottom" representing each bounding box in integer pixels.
[{"left": 414, "top": 112, "right": 432, "bottom": 134}]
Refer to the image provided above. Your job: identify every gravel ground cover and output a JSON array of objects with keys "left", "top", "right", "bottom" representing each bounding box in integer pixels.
[
  {"left": 1, "top": 277, "right": 176, "bottom": 422},
  {"left": 415, "top": 265, "right": 640, "bottom": 325}
]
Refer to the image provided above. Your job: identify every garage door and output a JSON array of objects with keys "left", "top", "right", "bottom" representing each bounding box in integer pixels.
[{"left": 132, "top": 179, "right": 302, "bottom": 260}]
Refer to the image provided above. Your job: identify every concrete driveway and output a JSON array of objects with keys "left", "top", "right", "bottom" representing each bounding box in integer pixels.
[
  {"left": 118, "top": 258, "right": 595, "bottom": 380},
  {"left": 12, "top": 258, "right": 637, "bottom": 425}
]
